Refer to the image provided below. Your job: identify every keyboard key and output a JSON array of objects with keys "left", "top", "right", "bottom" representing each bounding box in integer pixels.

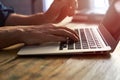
[
  {"left": 75, "top": 41, "right": 81, "bottom": 49},
  {"left": 74, "top": 29, "right": 81, "bottom": 49},
  {"left": 60, "top": 28, "right": 103, "bottom": 50},
  {"left": 68, "top": 39, "right": 74, "bottom": 50},
  {"left": 80, "top": 29, "right": 89, "bottom": 49},
  {"left": 85, "top": 28, "right": 97, "bottom": 49},
  {"left": 90, "top": 29, "right": 102, "bottom": 48},
  {"left": 59, "top": 41, "right": 67, "bottom": 50}
]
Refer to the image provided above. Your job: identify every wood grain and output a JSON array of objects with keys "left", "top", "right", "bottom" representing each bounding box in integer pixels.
[{"left": 0, "top": 41, "right": 120, "bottom": 80}]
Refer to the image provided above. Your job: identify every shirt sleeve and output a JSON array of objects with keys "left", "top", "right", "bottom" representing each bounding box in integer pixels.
[{"left": 0, "top": 2, "right": 14, "bottom": 27}]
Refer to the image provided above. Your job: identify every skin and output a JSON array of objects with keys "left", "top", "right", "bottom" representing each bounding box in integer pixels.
[
  {"left": 0, "top": 0, "right": 79, "bottom": 49},
  {"left": 0, "top": 24, "right": 79, "bottom": 49},
  {"left": 5, "top": 0, "right": 78, "bottom": 25}
]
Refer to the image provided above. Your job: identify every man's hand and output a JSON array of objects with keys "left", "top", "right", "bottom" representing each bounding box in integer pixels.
[
  {"left": 19, "top": 24, "right": 79, "bottom": 45},
  {"left": 5, "top": 0, "right": 78, "bottom": 26},
  {"left": 0, "top": 24, "right": 79, "bottom": 49},
  {"left": 44, "top": 0, "right": 78, "bottom": 23}
]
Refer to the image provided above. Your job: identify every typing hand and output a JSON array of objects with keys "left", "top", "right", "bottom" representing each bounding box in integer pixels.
[{"left": 19, "top": 24, "right": 79, "bottom": 45}]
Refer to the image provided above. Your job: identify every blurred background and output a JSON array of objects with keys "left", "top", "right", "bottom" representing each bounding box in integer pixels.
[{"left": 0, "top": 0, "right": 113, "bottom": 15}]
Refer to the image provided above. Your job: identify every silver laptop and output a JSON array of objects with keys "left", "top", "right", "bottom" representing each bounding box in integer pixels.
[{"left": 17, "top": 0, "right": 119, "bottom": 55}]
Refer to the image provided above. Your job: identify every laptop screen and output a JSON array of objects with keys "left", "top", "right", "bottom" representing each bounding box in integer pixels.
[{"left": 102, "top": 0, "right": 120, "bottom": 40}]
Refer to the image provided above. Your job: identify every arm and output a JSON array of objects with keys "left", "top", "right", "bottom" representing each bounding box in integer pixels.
[
  {"left": 5, "top": 13, "right": 47, "bottom": 26},
  {"left": 5, "top": 0, "right": 77, "bottom": 26},
  {"left": 0, "top": 26, "right": 22, "bottom": 49},
  {"left": 0, "top": 24, "right": 79, "bottom": 49}
]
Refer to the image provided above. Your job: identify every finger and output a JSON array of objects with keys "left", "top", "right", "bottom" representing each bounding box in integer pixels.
[
  {"left": 53, "top": 0, "right": 76, "bottom": 23},
  {"left": 54, "top": 0, "right": 77, "bottom": 22},
  {"left": 48, "top": 27, "right": 79, "bottom": 41},
  {"left": 44, "top": 1, "right": 63, "bottom": 22},
  {"left": 55, "top": 27, "right": 79, "bottom": 39},
  {"left": 45, "top": 35, "right": 67, "bottom": 42}
]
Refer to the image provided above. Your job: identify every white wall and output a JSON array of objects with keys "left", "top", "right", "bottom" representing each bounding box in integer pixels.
[{"left": 42, "top": 0, "right": 53, "bottom": 12}]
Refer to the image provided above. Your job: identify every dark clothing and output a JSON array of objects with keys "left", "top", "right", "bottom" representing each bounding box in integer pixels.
[{"left": 0, "top": 2, "right": 14, "bottom": 27}]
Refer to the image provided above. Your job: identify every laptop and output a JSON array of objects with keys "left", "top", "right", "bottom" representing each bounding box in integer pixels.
[{"left": 17, "top": 0, "right": 119, "bottom": 55}]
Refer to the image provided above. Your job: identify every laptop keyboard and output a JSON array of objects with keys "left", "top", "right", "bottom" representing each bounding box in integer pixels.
[{"left": 59, "top": 28, "right": 102, "bottom": 50}]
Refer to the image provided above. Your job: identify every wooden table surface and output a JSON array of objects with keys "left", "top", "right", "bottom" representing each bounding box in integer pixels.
[
  {"left": 0, "top": 39, "right": 120, "bottom": 80},
  {"left": 0, "top": 20, "right": 120, "bottom": 80}
]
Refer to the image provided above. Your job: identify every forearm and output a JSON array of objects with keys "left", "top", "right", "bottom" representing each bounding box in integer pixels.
[
  {"left": 5, "top": 13, "right": 47, "bottom": 26},
  {"left": 0, "top": 27, "right": 22, "bottom": 49}
]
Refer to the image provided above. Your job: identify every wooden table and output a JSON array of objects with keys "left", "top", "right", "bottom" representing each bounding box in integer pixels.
[
  {"left": 0, "top": 20, "right": 120, "bottom": 80},
  {"left": 0, "top": 40, "right": 120, "bottom": 80}
]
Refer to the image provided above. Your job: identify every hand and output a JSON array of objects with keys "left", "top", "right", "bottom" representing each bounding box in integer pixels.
[
  {"left": 5, "top": 0, "right": 78, "bottom": 26},
  {"left": 19, "top": 24, "right": 79, "bottom": 45},
  {"left": 44, "top": 0, "right": 78, "bottom": 23}
]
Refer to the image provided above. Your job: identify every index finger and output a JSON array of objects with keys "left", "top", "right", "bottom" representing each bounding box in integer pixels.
[{"left": 55, "top": 27, "right": 79, "bottom": 39}]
